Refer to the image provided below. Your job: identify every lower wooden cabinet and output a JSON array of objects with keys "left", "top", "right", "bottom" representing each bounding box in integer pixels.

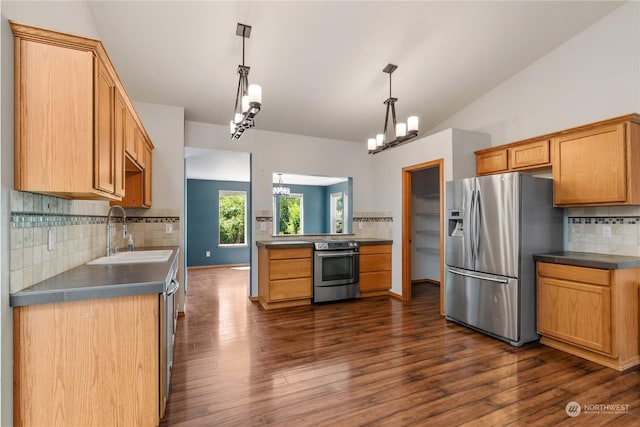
[
  {"left": 537, "top": 262, "right": 639, "bottom": 371},
  {"left": 258, "top": 246, "right": 312, "bottom": 309},
  {"left": 13, "top": 294, "right": 160, "bottom": 426},
  {"left": 359, "top": 244, "right": 392, "bottom": 297}
]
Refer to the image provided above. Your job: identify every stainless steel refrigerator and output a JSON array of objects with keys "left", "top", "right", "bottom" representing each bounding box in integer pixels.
[{"left": 444, "top": 172, "right": 563, "bottom": 346}]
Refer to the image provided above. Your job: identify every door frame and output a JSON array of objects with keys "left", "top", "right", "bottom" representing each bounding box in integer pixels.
[{"left": 401, "top": 159, "right": 445, "bottom": 315}]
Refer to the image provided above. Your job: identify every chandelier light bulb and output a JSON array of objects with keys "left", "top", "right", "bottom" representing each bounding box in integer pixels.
[
  {"left": 408, "top": 116, "right": 419, "bottom": 132},
  {"left": 229, "top": 120, "right": 235, "bottom": 134},
  {"left": 248, "top": 84, "right": 262, "bottom": 104},
  {"left": 396, "top": 122, "right": 407, "bottom": 137},
  {"left": 241, "top": 95, "right": 250, "bottom": 113},
  {"left": 368, "top": 138, "right": 377, "bottom": 151},
  {"left": 376, "top": 133, "right": 385, "bottom": 147},
  {"left": 234, "top": 113, "right": 242, "bottom": 124}
]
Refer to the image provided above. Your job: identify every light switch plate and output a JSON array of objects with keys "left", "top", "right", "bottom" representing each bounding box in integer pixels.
[
  {"left": 358, "top": 222, "right": 364, "bottom": 230},
  {"left": 47, "top": 229, "right": 55, "bottom": 251},
  {"left": 260, "top": 223, "right": 266, "bottom": 232},
  {"left": 602, "top": 225, "right": 611, "bottom": 238},
  {"left": 165, "top": 223, "right": 173, "bottom": 234}
]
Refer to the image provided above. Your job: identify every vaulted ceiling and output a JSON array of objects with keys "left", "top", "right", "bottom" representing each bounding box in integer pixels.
[{"left": 87, "top": 1, "right": 623, "bottom": 144}]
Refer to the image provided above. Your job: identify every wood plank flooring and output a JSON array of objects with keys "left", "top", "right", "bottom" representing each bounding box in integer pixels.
[{"left": 161, "top": 267, "right": 639, "bottom": 426}]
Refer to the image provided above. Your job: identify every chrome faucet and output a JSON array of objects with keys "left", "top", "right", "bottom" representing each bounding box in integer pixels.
[{"left": 106, "top": 205, "right": 127, "bottom": 256}]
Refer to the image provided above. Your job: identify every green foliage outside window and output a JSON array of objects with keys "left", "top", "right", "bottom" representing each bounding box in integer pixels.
[
  {"left": 277, "top": 195, "right": 302, "bottom": 235},
  {"left": 219, "top": 191, "right": 246, "bottom": 245}
]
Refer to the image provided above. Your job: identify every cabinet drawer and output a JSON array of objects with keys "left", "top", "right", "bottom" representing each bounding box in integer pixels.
[
  {"left": 269, "top": 248, "right": 312, "bottom": 260},
  {"left": 269, "top": 258, "right": 311, "bottom": 280},
  {"left": 269, "top": 278, "right": 312, "bottom": 300},
  {"left": 359, "top": 245, "right": 391, "bottom": 255},
  {"left": 360, "top": 271, "right": 391, "bottom": 291},
  {"left": 509, "top": 139, "right": 550, "bottom": 170},
  {"left": 360, "top": 253, "right": 391, "bottom": 273},
  {"left": 538, "top": 276, "right": 612, "bottom": 354},
  {"left": 537, "top": 262, "right": 610, "bottom": 286},
  {"left": 476, "top": 149, "right": 508, "bottom": 175}
]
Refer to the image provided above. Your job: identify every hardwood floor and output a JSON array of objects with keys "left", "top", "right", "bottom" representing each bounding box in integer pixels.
[{"left": 161, "top": 267, "right": 639, "bottom": 426}]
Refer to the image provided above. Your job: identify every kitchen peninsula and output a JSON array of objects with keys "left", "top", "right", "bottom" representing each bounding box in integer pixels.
[{"left": 11, "top": 247, "right": 179, "bottom": 427}]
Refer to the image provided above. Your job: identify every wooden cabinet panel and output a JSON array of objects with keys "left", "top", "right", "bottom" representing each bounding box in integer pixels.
[
  {"left": 537, "top": 261, "right": 640, "bottom": 371},
  {"left": 510, "top": 139, "right": 550, "bottom": 170},
  {"left": 258, "top": 246, "right": 313, "bottom": 309},
  {"left": 124, "top": 108, "right": 138, "bottom": 161},
  {"left": 553, "top": 123, "right": 628, "bottom": 205},
  {"left": 143, "top": 143, "right": 153, "bottom": 207},
  {"left": 14, "top": 39, "right": 95, "bottom": 195},
  {"left": 136, "top": 129, "right": 146, "bottom": 169},
  {"left": 359, "top": 244, "right": 392, "bottom": 297},
  {"left": 269, "top": 278, "right": 312, "bottom": 300},
  {"left": 113, "top": 91, "right": 126, "bottom": 198},
  {"left": 360, "top": 271, "right": 391, "bottom": 292},
  {"left": 270, "top": 258, "right": 312, "bottom": 280},
  {"left": 538, "top": 276, "right": 611, "bottom": 354},
  {"left": 476, "top": 149, "right": 508, "bottom": 175},
  {"left": 94, "top": 59, "right": 116, "bottom": 195},
  {"left": 14, "top": 294, "right": 159, "bottom": 427}
]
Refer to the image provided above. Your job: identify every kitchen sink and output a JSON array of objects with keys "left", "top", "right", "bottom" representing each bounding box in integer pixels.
[{"left": 86, "top": 250, "right": 173, "bottom": 265}]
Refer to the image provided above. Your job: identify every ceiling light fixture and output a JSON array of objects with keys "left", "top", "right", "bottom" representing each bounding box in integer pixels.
[
  {"left": 273, "top": 174, "right": 290, "bottom": 196},
  {"left": 230, "top": 23, "right": 262, "bottom": 140},
  {"left": 367, "top": 64, "right": 418, "bottom": 153}
]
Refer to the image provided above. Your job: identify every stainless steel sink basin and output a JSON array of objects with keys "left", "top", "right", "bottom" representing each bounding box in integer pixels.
[{"left": 86, "top": 250, "right": 173, "bottom": 265}]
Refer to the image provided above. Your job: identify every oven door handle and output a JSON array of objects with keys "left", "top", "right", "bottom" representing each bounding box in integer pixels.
[
  {"left": 315, "top": 251, "right": 358, "bottom": 257},
  {"left": 166, "top": 279, "right": 180, "bottom": 296}
]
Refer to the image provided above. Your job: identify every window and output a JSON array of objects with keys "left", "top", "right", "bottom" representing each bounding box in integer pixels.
[
  {"left": 330, "top": 192, "right": 348, "bottom": 234},
  {"left": 219, "top": 190, "right": 247, "bottom": 246},
  {"left": 274, "top": 194, "right": 303, "bottom": 235}
]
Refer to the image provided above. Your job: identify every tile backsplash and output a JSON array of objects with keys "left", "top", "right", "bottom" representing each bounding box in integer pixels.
[
  {"left": 254, "top": 210, "right": 393, "bottom": 241},
  {"left": 566, "top": 206, "right": 640, "bottom": 256},
  {"left": 10, "top": 191, "right": 180, "bottom": 293}
]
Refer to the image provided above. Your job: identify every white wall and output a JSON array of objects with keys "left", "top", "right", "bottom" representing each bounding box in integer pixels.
[
  {"left": 431, "top": 0, "right": 640, "bottom": 146},
  {"left": 185, "top": 120, "right": 374, "bottom": 295},
  {"left": 371, "top": 129, "right": 490, "bottom": 294},
  {"left": 0, "top": 2, "right": 101, "bottom": 425}
]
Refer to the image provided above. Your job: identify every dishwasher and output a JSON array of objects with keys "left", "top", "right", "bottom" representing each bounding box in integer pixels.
[{"left": 161, "top": 253, "right": 180, "bottom": 415}]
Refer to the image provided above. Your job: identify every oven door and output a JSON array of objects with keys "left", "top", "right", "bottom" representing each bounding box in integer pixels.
[{"left": 314, "top": 250, "right": 359, "bottom": 287}]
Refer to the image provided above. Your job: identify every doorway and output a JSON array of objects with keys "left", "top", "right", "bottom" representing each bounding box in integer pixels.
[{"left": 402, "top": 159, "right": 444, "bottom": 315}]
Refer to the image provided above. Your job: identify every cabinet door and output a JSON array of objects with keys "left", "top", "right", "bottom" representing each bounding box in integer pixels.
[
  {"left": 136, "top": 130, "right": 146, "bottom": 169},
  {"left": 143, "top": 144, "right": 153, "bottom": 207},
  {"left": 113, "top": 92, "right": 126, "bottom": 198},
  {"left": 509, "top": 139, "right": 550, "bottom": 170},
  {"left": 538, "top": 276, "right": 612, "bottom": 354},
  {"left": 124, "top": 108, "right": 138, "bottom": 161},
  {"left": 476, "top": 148, "right": 508, "bottom": 175},
  {"left": 94, "top": 59, "right": 116, "bottom": 195},
  {"left": 553, "top": 124, "right": 627, "bottom": 205}
]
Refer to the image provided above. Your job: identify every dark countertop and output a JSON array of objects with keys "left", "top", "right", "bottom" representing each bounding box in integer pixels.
[
  {"left": 533, "top": 251, "right": 640, "bottom": 270},
  {"left": 256, "top": 238, "right": 392, "bottom": 248},
  {"left": 10, "top": 246, "right": 180, "bottom": 307}
]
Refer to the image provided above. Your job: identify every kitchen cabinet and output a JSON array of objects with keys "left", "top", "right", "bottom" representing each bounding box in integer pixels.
[
  {"left": 11, "top": 22, "right": 152, "bottom": 201},
  {"left": 116, "top": 140, "right": 153, "bottom": 208},
  {"left": 476, "top": 148, "right": 508, "bottom": 175},
  {"left": 359, "top": 244, "right": 392, "bottom": 297},
  {"left": 553, "top": 116, "right": 640, "bottom": 206},
  {"left": 475, "top": 138, "right": 550, "bottom": 176},
  {"left": 13, "top": 293, "right": 160, "bottom": 426},
  {"left": 258, "top": 246, "right": 313, "bottom": 309},
  {"left": 537, "top": 261, "right": 639, "bottom": 371}
]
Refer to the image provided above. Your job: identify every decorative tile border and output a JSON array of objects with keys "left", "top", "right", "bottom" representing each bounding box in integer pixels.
[
  {"left": 568, "top": 216, "right": 638, "bottom": 225},
  {"left": 353, "top": 217, "right": 393, "bottom": 223},
  {"left": 10, "top": 212, "right": 180, "bottom": 228},
  {"left": 255, "top": 216, "right": 273, "bottom": 223}
]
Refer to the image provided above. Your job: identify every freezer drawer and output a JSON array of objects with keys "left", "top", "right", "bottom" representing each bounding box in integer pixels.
[{"left": 445, "top": 266, "right": 519, "bottom": 343}]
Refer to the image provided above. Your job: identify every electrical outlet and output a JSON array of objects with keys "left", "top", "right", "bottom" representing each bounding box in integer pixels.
[
  {"left": 205, "top": 251, "right": 211, "bottom": 257},
  {"left": 602, "top": 225, "right": 612, "bottom": 238},
  {"left": 47, "top": 229, "right": 55, "bottom": 251},
  {"left": 165, "top": 223, "right": 173, "bottom": 234},
  {"left": 358, "top": 222, "right": 364, "bottom": 230},
  {"left": 260, "top": 222, "right": 266, "bottom": 232}
]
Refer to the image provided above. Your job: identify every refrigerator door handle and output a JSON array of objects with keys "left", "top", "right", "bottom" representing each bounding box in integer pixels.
[
  {"left": 447, "top": 266, "right": 509, "bottom": 284},
  {"left": 469, "top": 189, "right": 476, "bottom": 263},
  {"left": 474, "top": 189, "right": 482, "bottom": 262}
]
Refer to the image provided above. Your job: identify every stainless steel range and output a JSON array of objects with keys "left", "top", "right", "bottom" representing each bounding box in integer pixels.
[{"left": 313, "top": 240, "right": 359, "bottom": 303}]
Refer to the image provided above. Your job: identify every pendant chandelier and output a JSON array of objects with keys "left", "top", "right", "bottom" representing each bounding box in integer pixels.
[
  {"left": 230, "top": 23, "right": 262, "bottom": 140},
  {"left": 273, "top": 174, "right": 290, "bottom": 196},
  {"left": 367, "top": 64, "right": 418, "bottom": 153}
]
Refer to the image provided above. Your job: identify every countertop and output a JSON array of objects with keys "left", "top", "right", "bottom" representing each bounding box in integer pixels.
[
  {"left": 533, "top": 251, "right": 640, "bottom": 270},
  {"left": 256, "top": 238, "right": 392, "bottom": 248},
  {"left": 10, "top": 246, "right": 180, "bottom": 307}
]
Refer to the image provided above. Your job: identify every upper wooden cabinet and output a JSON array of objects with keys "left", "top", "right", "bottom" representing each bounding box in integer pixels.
[
  {"left": 553, "top": 116, "right": 640, "bottom": 206},
  {"left": 11, "top": 22, "right": 153, "bottom": 201},
  {"left": 476, "top": 138, "right": 550, "bottom": 176}
]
